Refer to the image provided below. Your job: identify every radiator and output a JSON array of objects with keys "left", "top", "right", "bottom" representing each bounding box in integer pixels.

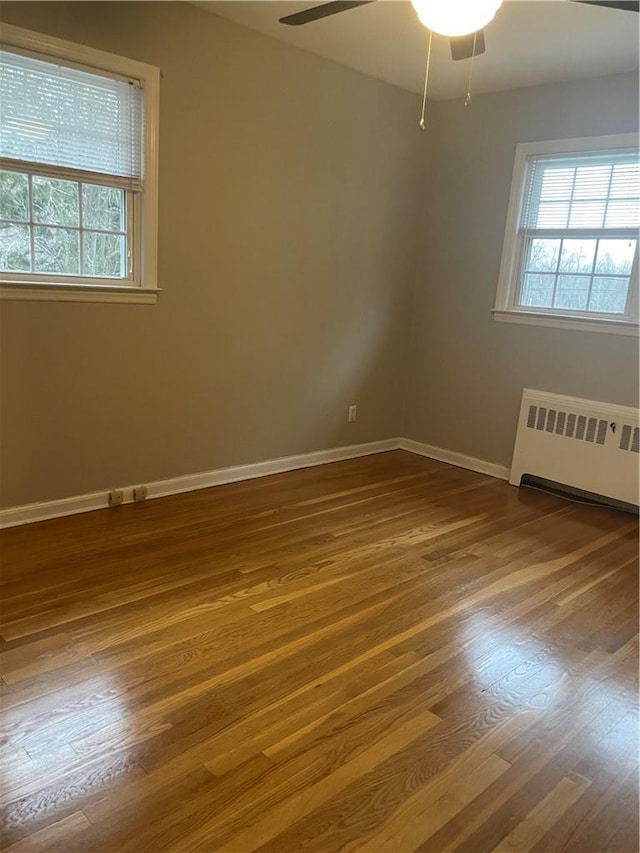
[{"left": 510, "top": 389, "right": 639, "bottom": 507}]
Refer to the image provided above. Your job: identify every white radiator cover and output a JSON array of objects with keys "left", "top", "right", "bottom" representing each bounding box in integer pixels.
[{"left": 510, "top": 389, "right": 639, "bottom": 506}]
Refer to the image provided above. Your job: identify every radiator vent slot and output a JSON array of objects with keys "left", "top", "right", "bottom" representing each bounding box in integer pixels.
[
  {"left": 526, "top": 404, "right": 608, "bottom": 445},
  {"left": 618, "top": 425, "right": 639, "bottom": 453},
  {"left": 513, "top": 391, "right": 639, "bottom": 507}
]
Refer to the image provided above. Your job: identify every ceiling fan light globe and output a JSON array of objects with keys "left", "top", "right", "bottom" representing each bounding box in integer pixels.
[{"left": 410, "top": 0, "right": 503, "bottom": 37}]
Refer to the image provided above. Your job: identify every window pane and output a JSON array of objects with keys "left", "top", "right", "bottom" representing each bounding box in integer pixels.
[
  {"left": 520, "top": 273, "right": 555, "bottom": 308},
  {"left": 588, "top": 277, "right": 629, "bottom": 314},
  {"left": 83, "top": 231, "right": 124, "bottom": 277},
  {"left": 0, "top": 170, "right": 29, "bottom": 222},
  {"left": 554, "top": 275, "right": 589, "bottom": 311},
  {"left": 610, "top": 163, "right": 640, "bottom": 198},
  {"left": 605, "top": 199, "right": 640, "bottom": 228},
  {"left": 568, "top": 200, "right": 605, "bottom": 228},
  {"left": 559, "top": 239, "right": 596, "bottom": 274},
  {"left": 34, "top": 226, "right": 80, "bottom": 274},
  {"left": 540, "top": 168, "right": 574, "bottom": 201},
  {"left": 82, "top": 184, "right": 125, "bottom": 232},
  {"left": 33, "top": 176, "right": 79, "bottom": 227},
  {"left": 595, "top": 239, "right": 636, "bottom": 275},
  {"left": 0, "top": 223, "right": 31, "bottom": 271},
  {"left": 536, "top": 202, "right": 569, "bottom": 228},
  {"left": 526, "top": 239, "right": 560, "bottom": 272},
  {"left": 573, "top": 165, "right": 611, "bottom": 199}
]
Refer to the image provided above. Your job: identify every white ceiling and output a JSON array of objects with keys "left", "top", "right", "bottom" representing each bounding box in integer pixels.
[{"left": 194, "top": 1, "right": 639, "bottom": 100}]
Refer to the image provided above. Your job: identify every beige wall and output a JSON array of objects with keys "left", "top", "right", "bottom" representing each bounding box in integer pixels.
[
  {"left": 0, "top": 2, "right": 426, "bottom": 507},
  {"left": 404, "top": 72, "right": 639, "bottom": 468}
]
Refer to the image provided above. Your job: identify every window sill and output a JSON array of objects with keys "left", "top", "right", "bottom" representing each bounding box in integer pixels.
[
  {"left": 492, "top": 308, "right": 638, "bottom": 336},
  {"left": 0, "top": 282, "right": 160, "bottom": 305}
]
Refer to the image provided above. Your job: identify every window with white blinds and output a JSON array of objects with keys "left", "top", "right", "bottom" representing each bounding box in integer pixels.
[
  {"left": 0, "top": 25, "right": 159, "bottom": 304},
  {"left": 0, "top": 50, "right": 144, "bottom": 185},
  {"left": 494, "top": 135, "right": 639, "bottom": 334},
  {"left": 520, "top": 153, "right": 640, "bottom": 231}
]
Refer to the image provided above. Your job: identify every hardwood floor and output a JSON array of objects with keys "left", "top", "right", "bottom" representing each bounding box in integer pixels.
[{"left": 0, "top": 450, "right": 638, "bottom": 852}]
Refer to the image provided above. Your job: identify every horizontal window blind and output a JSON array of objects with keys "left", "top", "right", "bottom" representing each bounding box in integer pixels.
[
  {"left": 0, "top": 50, "right": 144, "bottom": 184},
  {"left": 520, "top": 151, "right": 640, "bottom": 231}
]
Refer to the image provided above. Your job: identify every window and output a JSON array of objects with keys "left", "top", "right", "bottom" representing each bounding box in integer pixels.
[
  {"left": 0, "top": 26, "right": 159, "bottom": 303},
  {"left": 494, "top": 134, "right": 639, "bottom": 335}
]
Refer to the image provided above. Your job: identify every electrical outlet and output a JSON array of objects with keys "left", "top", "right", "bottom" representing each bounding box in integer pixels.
[
  {"left": 108, "top": 489, "right": 124, "bottom": 506},
  {"left": 133, "top": 485, "right": 148, "bottom": 502},
  {"left": 348, "top": 405, "right": 357, "bottom": 423}
]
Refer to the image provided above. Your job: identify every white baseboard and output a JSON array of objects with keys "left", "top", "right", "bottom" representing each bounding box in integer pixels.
[
  {"left": 397, "top": 438, "right": 510, "bottom": 481},
  {"left": 0, "top": 439, "right": 400, "bottom": 529},
  {"left": 0, "top": 437, "right": 510, "bottom": 529}
]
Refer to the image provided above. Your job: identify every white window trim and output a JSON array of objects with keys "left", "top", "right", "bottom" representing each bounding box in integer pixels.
[
  {"left": 0, "top": 24, "right": 160, "bottom": 305},
  {"left": 493, "top": 133, "right": 639, "bottom": 336}
]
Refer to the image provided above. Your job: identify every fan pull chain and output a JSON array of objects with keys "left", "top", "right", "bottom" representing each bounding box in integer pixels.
[
  {"left": 464, "top": 31, "right": 478, "bottom": 107},
  {"left": 419, "top": 29, "right": 433, "bottom": 131}
]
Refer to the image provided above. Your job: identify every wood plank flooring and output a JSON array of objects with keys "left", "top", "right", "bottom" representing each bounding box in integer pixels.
[{"left": 0, "top": 450, "right": 638, "bottom": 852}]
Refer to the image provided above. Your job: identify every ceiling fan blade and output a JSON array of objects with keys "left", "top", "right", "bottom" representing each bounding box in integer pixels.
[
  {"left": 574, "top": 1, "right": 639, "bottom": 11},
  {"left": 279, "top": 1, "right": 375, "bottom": 26},
  {"left": 449, "top": 30, "right": 486, "bottom": 61}
]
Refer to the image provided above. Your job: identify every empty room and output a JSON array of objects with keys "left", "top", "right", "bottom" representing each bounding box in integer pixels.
[{"left": 0, "top": 1, "right": 638, "bottom": 850}]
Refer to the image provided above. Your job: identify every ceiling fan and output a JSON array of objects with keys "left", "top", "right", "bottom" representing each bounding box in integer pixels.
[{"left": 279, "top": 0, "right": 639, "bottom": 63}]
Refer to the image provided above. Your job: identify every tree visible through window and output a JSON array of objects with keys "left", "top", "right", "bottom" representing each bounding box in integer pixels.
[
  {"left": 521, "top": 236, "right": 636, "bottom": 314},
  {"left": 1, "top": 170, "right": 127, "bottom": 277}
]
